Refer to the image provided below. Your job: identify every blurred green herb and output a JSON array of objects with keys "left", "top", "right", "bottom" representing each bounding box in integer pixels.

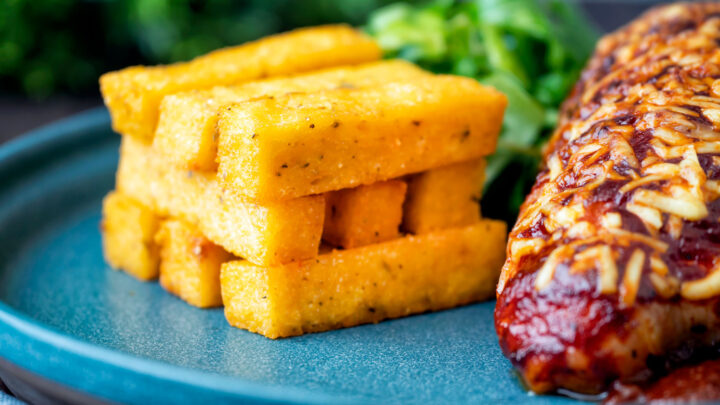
[
  {"left": 0, "top": 0, "right": 403, "bottom": 99},
  {"left": 366, "top": 0, "right": 598, "bottom": 222}
]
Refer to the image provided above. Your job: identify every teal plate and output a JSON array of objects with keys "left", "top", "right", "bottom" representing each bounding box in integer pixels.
[{"left": 0, "top": 109, "right": 577, "bottom": 404}]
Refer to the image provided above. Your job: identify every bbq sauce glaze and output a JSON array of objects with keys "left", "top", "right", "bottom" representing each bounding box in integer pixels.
[{"left": 496, "top": 2, "right": 720, "bottom": 396}]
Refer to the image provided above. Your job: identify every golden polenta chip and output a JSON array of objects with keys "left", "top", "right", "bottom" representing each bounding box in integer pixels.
[
  {"left": 217, "top": 76, "right": 506, "bottom": 202},
  {"left": 323, "top": 179, "right": 407, "bottom": 249},
  {"left": 156, "top": 218, "right": 233, "bottom": 308},
  {"left": 221, "top": 220, "right": 506, "bottom": 338},
  {"left": 101, "top": 191, "right": 160, "bottom": 281},
  {"left": 403, "top": 159, "right": 486, "bottom": 234},
  {"left": 100, "top": 25, "right": 380, "bottom": 141},
  {"left": 116, "top": 136, "right": 325, "bottom": 266},
  {"left": 154, "top": 60, "right": 428, "bottom": 170}
]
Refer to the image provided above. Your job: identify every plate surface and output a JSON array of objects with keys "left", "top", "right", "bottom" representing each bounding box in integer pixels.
[{"left": 0, "top": 109, "right": 576, "bottom": 404}]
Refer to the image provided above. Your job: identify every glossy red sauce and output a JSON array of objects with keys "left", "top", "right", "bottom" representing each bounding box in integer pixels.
[
  {"left": 496, "top": 3, "right": 720, "bottom": 396},
  {"left": 606, "top": 357, "right": 720, "bottom": 404}
]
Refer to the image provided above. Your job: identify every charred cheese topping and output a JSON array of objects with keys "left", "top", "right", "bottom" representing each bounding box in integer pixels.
[{"left": 499, "top": 3, "right": 720, "bottom": 306}]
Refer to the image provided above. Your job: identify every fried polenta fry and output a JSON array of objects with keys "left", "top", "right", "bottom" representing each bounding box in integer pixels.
[
  {"left": 153, "top": 60, "right": 428, "bottom": 170},
  {"left": 156, "top": 218, "right": 233, "bottom": 308},
  {"left": 403, "top": 159, "right": 486, "bottom": 234},
  {"left": 217, "top": 76, "right": 506, "bottom": 201},
  {"left": 101, "top": 191, "right": 160, "bottom": 281},
  {"left": 221, "top": 220, "right": 506, "bottom": 338},
  {"left": 100, "top": 25, "right": 380, "bottom": 141},
  {"left": 323, "top": 179, "right": 407, "bottom": 249},
  {"left": 116, "top": 136, "right": 325, "bottom": 266}
]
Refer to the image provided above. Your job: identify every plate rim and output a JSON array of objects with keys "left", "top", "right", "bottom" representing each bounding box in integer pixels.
[{"left": 0, "top": 108, "right": 349, "bottom": 404}]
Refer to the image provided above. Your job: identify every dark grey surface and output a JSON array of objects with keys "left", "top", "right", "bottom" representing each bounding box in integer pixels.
[
  {"left": 0, "top": 357, "right": 106, "bottom": 405},
  {"left": 0, "top": 97, "right": 100, "bottom": 144},
  {"left": 582, "top": 0, "right": 675, "bottom": 32}
]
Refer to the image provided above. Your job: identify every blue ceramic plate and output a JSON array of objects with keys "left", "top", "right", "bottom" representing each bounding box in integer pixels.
[{"left": 0, "top": 109, "right": 576, "bottom": 404}]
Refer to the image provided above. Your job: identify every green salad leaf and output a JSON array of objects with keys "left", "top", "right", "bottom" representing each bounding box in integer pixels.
[{"left": 365, "top": 0, "right": 598, "bottom": 223}]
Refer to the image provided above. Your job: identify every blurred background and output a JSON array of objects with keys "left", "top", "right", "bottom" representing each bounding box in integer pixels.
[
  {"left": 0, "top": 0, "right": 669, "bottom": 140},
  {"left": 0, "top": 0, "right": 410, "bottom": 138}
]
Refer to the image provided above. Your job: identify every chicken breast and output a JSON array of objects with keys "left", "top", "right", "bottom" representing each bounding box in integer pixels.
[
  {"left": 606, "top": 358, "right": 720, "bottom": 403},
  {"left": 496, "top": 2, "right": 720, "bottom": 395}
]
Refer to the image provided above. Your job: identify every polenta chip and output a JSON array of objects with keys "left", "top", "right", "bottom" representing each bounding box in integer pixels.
[
  {"left": 116, "top": 136, "right": 325, "bottom": 266},
  {"left": 100, "top": 25, "right": 380, "bottom": 141},
  {"left": 217, "top": 76, "right": 506, "bottom": 201},
  {"left": 323, "top": 179, "right": 407, "bottom": 249},
  {"left": 154, "top": 60, "right": 428, "bottom": 170},
  {"left": 403, "top": 159, "right": 486, "bottom": 234},
  {"left": 101, "top": 191, "right": 160, "bottom": 281},
  {"left": 156, "top": 218, "right": 233, "bottom": 308},
  {"left": 221, "top": 220, "right": 506, "bottom": 338}
]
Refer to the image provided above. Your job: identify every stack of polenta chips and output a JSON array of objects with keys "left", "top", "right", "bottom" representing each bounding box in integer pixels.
[{"left": 100, "top": 25, "right": 508, "bottom": 339}]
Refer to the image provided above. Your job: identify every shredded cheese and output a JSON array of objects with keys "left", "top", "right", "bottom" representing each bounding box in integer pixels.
[
  {"left": 619, "top": 174, "right": 669, "bottom": 193},
  {"left": 601, "top": 212, "right": 623, "bottom": 228},
  {"left": 649, "top": 273, "right": 680, "bottom": 298},
  {"left": 535, "top": 245, "right": 573, "bottom": 291},
  {"left": 626, "top": 202, "right": 664, "bottom": 231},
  {"left": 650, "top": 255, "right": 669, "bottom": 276},
  {"left": 633, "top": 188, "right": 708, "bottom": 220},
  {"left": 598, "top": 245, "right": 619, "bottom": 294},
  {"left": 621, "top": 249, "right": 646, "bottom": 307},
  {"left": 681, "top": 267, "right": 720, "bottom": 300},
  {"left": 654, "top": 127, "right": 691, "bottom": 145},
  {"left": 607, "top": 227, "right": 669, "bottom": 252},
  {"left": 643, "top": 162, "right": 680, "bottom": 177},
  {"left": 510, "top": 238, "right": 545, "bottom": 260}
]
